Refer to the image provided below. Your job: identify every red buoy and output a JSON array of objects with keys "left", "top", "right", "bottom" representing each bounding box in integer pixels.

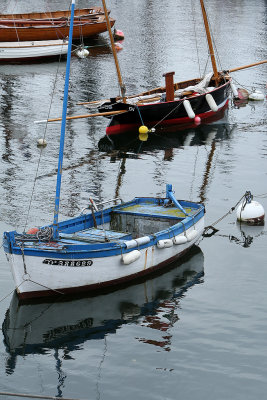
[
  {"left": 27, "top": 227, "right": 39, "bottom": 234},
  {"left": 114, "top": 29, "right": 125, "bottom": 40},
  {"left": 194, "top": 116, "right": 201, "bottom": 125}
]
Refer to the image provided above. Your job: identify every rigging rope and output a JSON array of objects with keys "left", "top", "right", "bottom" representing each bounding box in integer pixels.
[
  {"left": 23, "top": 52, "right": 66, "bottom": 232},
  {"left": 191, "top": 0, "right": 202, "bottom": 77}
]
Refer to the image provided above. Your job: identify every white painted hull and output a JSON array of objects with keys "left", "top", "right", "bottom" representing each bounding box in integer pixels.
[
  {"left": 0, "top": 40, "right": 68, "bottom": 60},
  {"left": 7, "top": 218, "right": 204, "bottom": 299},
  {"left": 3, "top": 247, "right": 204, "bottom": 354}
]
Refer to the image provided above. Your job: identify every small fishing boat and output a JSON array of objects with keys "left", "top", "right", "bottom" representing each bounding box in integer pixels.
[
  {"left": 2, "top": 0, "right": 205, "bottom": 300},
  {"left": 3, "top": 185, "right": 205, "bottom": 300},
  {"left": 71, "top": 0, "right": 266, "bottom": 137},
  {"left": 0, "top": 39, "right": 68, "bottom": 62},
  {"left": 75, "top": 0, "right": 231, "bottom": 136}
]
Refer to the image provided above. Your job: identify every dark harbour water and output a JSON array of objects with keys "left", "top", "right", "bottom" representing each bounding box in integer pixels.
[{"left": 0, "top": 0, "right": 267, "bottom": 399}]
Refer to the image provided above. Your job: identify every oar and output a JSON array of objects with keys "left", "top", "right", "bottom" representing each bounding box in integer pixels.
[
  {"left": 228, "top": 60, "right": 267, "bottom": 73},
  {"left": 77, "top": 99, "right": 110, "bottom": 105},
  {"left": 34, "top": 110, "right": 127, "bottom": 124},
  {"left": 40, "top": 59, "right": 266, "bottom": 123}
]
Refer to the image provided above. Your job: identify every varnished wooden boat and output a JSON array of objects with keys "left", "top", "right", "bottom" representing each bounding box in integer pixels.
[
  {"left": 0, "top": 6, "right": 107, "bottom": 21},
  {"left": 0, "top": 14, "right": 115, "bottom": 41}
]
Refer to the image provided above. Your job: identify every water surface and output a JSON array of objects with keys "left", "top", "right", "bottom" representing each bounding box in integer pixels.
[{"left": 0, "top": 0, "right": 267, "bottom": 399}]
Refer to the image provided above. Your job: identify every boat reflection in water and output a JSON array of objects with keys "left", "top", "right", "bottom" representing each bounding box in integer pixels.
[
  {"left": 98, "top": 110, "right": 233, "bottom": 154},
  {"left": 3, "top": 246, "right": 204, "bottom": 373}
]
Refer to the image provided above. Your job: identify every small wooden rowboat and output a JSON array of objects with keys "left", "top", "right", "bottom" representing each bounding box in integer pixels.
[
  {"left": 0, "top": 14, "right": 115, "bottom": 41},
  {"left": 0, "top": 39, "right": 68, "bottom": 62},
  {"left": 0, "top": 6, "right": 107, "bottom": 21}
]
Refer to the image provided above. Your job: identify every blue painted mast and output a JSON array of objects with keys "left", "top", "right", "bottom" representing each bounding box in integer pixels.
[{"left": 53, "top": 0, "right": 76, "bottom": 240}]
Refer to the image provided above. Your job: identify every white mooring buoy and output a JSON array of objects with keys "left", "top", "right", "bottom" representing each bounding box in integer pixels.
[
  {"left": 75, "top": 47, "right": 89, "bottom": 59},
  {"left": 236, "top": 191, "right": 265, "bottom": 225},
  {"left": 37, "top": 138, "right": 47, "bottom": 147},
  {"left": 248, "top": 89, "right": 264, "bottom": 101}
]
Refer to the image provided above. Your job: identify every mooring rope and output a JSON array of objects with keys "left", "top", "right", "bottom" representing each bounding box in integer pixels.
[
  {"left": 150, "top": 101, "right": 184, "bottom": 131},
  {"left": 0, "top": 391, "right": 85, "bottom": 400},
  {"left": 230, "top": 76, "right": 263, "bottom": 93},
  {"left": 135, "top": 105, "right": 145, "bottom": 126},
  {"left": 202, "top": 194, "right": 246, "bottom": 237}
]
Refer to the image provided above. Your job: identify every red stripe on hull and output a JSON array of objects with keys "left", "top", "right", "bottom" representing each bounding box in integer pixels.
[{"left": 106, "top": 100, "right": 229, "bottom": 136}]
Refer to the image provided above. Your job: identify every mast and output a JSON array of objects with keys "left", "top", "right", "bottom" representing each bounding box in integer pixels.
[
  {"left": 199, "top": 0, "right": 219, "bottom": 85},
  {"left": 53, "top": 0, "right": 76, "bottom": 240},
  {"left": 101, "top": 0, "right": 126, "bottom": 102}
]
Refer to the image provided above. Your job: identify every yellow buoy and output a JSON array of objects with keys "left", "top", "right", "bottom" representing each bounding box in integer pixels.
[
  {"left": 138, "top": 125, "right": 149, "bottom": 141},
  {"left": 139, "top": 125, "right": 149, "bottom": 134},
  {"left": 139, "top": 131, "right": 148, "bottom": 141}
]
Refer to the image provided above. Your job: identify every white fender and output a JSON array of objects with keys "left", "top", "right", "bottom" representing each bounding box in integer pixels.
[
  {"left": 124, "top": 236, "right": 150, "bottom": 249},
  {"left": 205, "top": 93, "right": 218, "bottom": 112},
  {"left": 173, "top": 235, "right": 187, "bottom": 245},
  {"left": 121, "top": 250, "right": 141, "bottom": 265},
  {"left": 183, "top": 100, "right": 195, "bottom": 119},
  {"left": 157, "top": 239, "right": 173, "bottom": 248},
  {"left": 186, "top": 230, "right": 198, "bottom": 242},
  {"left": 135, "top": 236, "right": 150, "bottom": 246},
  {"left": 230, "top": 81, "right": 239, "bottom": 98},
  {"left": 124, "top": 239, "right": 137, "bottom": 249}
]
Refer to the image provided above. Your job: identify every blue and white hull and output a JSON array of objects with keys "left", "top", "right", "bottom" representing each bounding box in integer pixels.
[
  {"left": 5, "top": 219, "right": 204, "bottom": 299},
  {"left": 3, "top": 187, "right": 205, "bottom": 300}
]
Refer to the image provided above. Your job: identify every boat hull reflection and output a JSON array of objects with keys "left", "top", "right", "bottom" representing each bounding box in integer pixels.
[{"left": 98, "top": 112, "right": 231, "bottom": 153}]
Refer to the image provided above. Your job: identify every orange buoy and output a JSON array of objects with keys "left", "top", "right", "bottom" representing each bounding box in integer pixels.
[{"left": 27, "top": 227, "right": 39, "bottom": 234}]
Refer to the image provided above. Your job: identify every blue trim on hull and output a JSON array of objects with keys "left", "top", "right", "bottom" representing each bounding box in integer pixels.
[{"left": 3, "top": 204, "right": 204, "bottom": 258}]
